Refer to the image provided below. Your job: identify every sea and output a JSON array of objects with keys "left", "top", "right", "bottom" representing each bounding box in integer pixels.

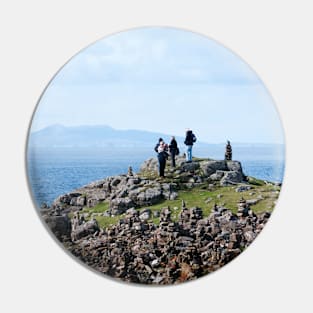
[{"left": 27, "top": 144, "right": 285, "bottom": 208}]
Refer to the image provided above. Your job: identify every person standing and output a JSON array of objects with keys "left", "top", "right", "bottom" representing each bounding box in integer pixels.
[
  {"left": 184, "top": 129, "right": 196, "bottom": 162},
  {"left": 155, "top": 140, "right": 168, "bottom": 177},
  {"left": 154, "top": 138, "right": 164, "bottom": 153},
  {"left": 169, "top": 136, "right": 179, "bottom": 167}
]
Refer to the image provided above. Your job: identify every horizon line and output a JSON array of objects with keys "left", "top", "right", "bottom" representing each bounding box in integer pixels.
[{"left": 30, "top": 123, "right": 285, "bottom": 146}]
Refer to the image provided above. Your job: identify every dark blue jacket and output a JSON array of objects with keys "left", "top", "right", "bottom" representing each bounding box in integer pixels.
[{"left": 184, "top": 131, "right": 196, "bottom": 146}]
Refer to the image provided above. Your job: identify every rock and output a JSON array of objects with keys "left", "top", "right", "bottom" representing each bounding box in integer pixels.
[
  {"left": 226, "top": 161, "right": 243, "bottom": 173},
  {"left": 200, "top": 160, "right": 228, "bottom": 176},
  {"left": 235, "top": 185, "right": 251, "bottom": 192},
  {"left": 246, "top": 198, "right": 261, "bottom": 205},
  {"left": 116, "top": 187, "right": 128, "bottom": 198},
  {"left": 151, "top": 259, "right": 160, "bottom": 267},
  {"left": 110, "top": 197, "right": 134, "bottom": 215},
  {"left": 67, "top": 202, "right": 271, "bottom": 285},
  {"left": 126, "top": 207, "right": 138, "bottom": 216},
  {"left": 111, "top": 177, "right": 122, "bottom": 187},
  {"left": 180, "top": 161, "right": 200, "bottom": 172},
  {"left": 127, "top": 177, "right": 141, "bottom": 185},
  {"left": 169, "top": 192, "right": 178, "bottom": 200},
  {"left": 71, "top": 218, "right": 99, "bottom": 241},
  {"left": 210, "top": 170, "right": 225, "bottom": 181},
  {"left": 153, "top": 210, "right": 160, "bottom": 218},
  {"left": 127, "top": 166, "right": 134, "bottom": 176},
  {"left": 41, "top": 203, "right": 49, "bottom": 209},
  {"left": 137, "top": 187, "right": 162, "bottom": 206},
  {"left": 220, "top": 171, "right": 243, "bottom": 186},
  {"left": 55, "top": 193, "right": 81, "bottom": 205},
  {"left": 43, "top": 214, "right": 72, "bottom": 240},
  {"left": 244, "top": 231, "right": 256, "bottom": 242},
  {"left": 76, "top": 196, "right": 86, "bottom": 206},
  {"left": 139, "top": 209, "right": 152, "bottom": 221},
  {"left": 87, "top": 198, "right": 100, "bottom": 208}
]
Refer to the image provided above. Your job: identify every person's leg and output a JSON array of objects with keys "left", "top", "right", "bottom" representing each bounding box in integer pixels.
[
  {"left": 158, "top": 157, "right": 162, "bottom": 176},
  {"left": 187, "top": 145, "right": 192, "bottom": 162},
  {"left": 171, "top": 151, "right": 176, "bottom": 167},
  {"left": 186, "top": 146, "right": 189, "bottom": 161},
  {"left": 161, "top": 159, "right": 166, "bottom": 177}
]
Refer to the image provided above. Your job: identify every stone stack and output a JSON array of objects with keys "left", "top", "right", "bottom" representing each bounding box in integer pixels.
[
  {"left": 68, "top": 204, "right": 271, "bottom": 285},
  {"left": 225, "top": 140, "right": 232, "bottom": 161},
  {"left": 237, "top": 197, "right": 250, "bottom": 217}
]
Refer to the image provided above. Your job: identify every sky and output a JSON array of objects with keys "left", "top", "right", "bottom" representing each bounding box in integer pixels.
[{"left": 31, "top": 27, "right": 284, "bottom": 144}]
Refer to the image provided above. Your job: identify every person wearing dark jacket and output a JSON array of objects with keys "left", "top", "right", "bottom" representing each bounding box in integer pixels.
[
  {"left": 184, "top": 129, "right": 196, "bottom": 162},
  {"left": 169, "top": 136, "right": 178, "bottom": 167},
  {"left": 154, "top": 138, "right": 164, "bottom": 153},
  {"left": 154, "top": 139, "right": 168, "bottom": 177}
]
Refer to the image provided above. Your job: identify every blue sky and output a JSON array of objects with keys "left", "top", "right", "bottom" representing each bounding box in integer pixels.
[{"left": 31, "top": 27, "right": 284, "bottom": 144}]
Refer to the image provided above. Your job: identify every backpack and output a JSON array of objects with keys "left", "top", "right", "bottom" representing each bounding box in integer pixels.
[
  {"left": 192, "top": 134, "right": 197, "bottom": 143},
  {"left": 175, "top": 147, "right": 180, "bottom": 155}
]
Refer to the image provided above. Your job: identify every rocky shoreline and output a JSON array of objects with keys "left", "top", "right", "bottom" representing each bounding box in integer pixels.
[{"left": 41, "top": 156, "right": 277, "bottom": 284}]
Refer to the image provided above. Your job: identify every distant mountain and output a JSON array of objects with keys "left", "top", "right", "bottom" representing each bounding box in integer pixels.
[{"left": 28, "top": 124, "right": 210, "bottom": 148}]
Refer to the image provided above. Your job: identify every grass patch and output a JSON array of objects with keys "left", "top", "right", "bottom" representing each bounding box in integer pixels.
[
  {"left": 94, "top": 215, "right": 120, "bottom": 229},
  {"left": 68, "top": 183, "right": 280, "bottom": 230},
  {"left": 81, "top": 201, "right": 109, "bottom": 214},
  {"left": 247, "top": 176, "right": 266, "bottom": 186}
]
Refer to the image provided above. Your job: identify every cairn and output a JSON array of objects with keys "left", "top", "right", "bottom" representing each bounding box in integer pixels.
[
  {"left": 225, "top": 140, "right": 232, "bottom": 161},
  {"left": 127, "top": 166, "right": 134, "bottom": 176},
  {"left": 69, "top": 203, "right": 271, "bottom": 284},
  {"left": 237, "top": 197, "right": 250, "bottom": 217}
]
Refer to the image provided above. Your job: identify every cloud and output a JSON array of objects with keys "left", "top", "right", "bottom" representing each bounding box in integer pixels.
[{"left": 51, "top": 27, "right": 260, "bottom": 86}]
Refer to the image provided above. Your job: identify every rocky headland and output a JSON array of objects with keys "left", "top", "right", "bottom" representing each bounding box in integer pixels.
[{"left": 41, "top": 156, "right": 280, "bottom": 284}]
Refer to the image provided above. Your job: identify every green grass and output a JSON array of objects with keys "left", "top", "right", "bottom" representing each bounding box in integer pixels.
[
  {"left": 68, "top": 182, "right": 280, "bottom": 230},
  {"left": 94, "top": 215, "right": 121, "bottom": 228},
  {"left": 146, "top": 185, "right": 277, "bottom": 218},
  {"left": 247, "top": 176, "right": 266, "bottom": 186},
  {"left": 81, "top": 201, "right": 109, "bottom": 213}
]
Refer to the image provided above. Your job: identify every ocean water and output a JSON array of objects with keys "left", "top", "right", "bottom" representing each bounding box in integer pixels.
[{"left": 27, "top": 145, "right": 285, "bottom": 208}]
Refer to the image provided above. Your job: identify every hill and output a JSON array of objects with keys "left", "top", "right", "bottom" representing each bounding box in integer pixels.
[{"left": 29, "top": 124, "right": 210, "bottom": 148}]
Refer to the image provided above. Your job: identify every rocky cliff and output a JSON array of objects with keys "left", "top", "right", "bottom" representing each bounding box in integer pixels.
[{"left": 50, "top": 156, "right": 246, "bottom": 216}]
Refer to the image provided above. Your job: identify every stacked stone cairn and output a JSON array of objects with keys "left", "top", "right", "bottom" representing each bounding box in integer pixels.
[
  {"left": 68, "top": 198, "right": 271, "bottom": 284},
  {"left": 225, "top": 140, "right": 232, "bottom": 161}
]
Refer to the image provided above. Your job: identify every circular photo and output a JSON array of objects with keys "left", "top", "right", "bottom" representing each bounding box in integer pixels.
[{"left": 27, "top": 27, "right": 285, "bottom": 285}]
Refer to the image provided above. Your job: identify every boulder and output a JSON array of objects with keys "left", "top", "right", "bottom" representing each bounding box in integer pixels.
[
  {"left": 220, "top": 171, "right": 243, "bottom": 186},
  {"left": 210, "top": 170, "right": 225, "bottom": 181},
  {"left": 227, "top": 161, "right": 243, "bottom": 173},
  {"left": 200, "top": 160, "right": 228, "bottom": 176},
  {"left": 76, "top": 196, "right": 86, "bottom": 206},
  {"left": 180, "top": 161, "right": 200, "bottom": 172},
  {"left": 71, "top": 219, "right": 99, "bottom": 241},
  {"left": 139, "top": 209, "right": 152, "bottom": 221},
  {"left": 137, "top": 187, "right": 163, "bottom": 206},
  {"left": 110, "top": 197, "right": 135, "bottom": 215},
  {"left": 87, "top": 198, "right": 100, "bottom": 208},
  {"left": 43, "top": 214, "right": 71, "bottom": 240},
  {"left": 169, "top": 192, "right": 178, "bottom": 200}
]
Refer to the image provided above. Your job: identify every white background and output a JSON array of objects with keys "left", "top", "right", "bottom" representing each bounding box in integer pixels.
[{"left": 0, "top": 1, "right": 312, "bottom": 312}]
